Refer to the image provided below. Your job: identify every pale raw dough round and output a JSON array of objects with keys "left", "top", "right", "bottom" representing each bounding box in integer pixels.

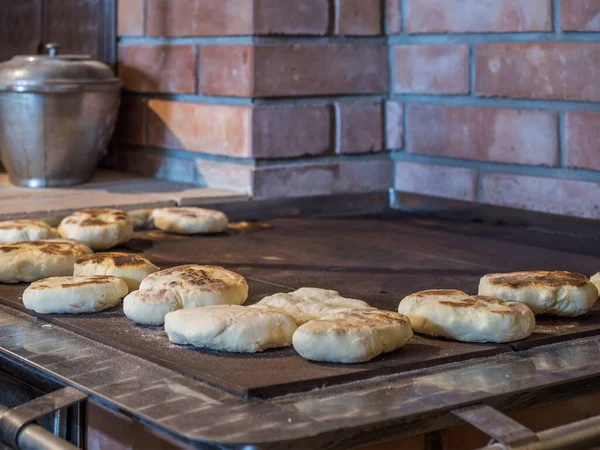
[
  {"left": 123, "top": 265, "right": 248, "bottom": 325},
  {"left": 127, "top": 209, "right": 155, "bottom": 230},
  {"left": 292, "top": 310, "right": 413, "bottom": 363},
  {"left": 152, "top": 207, "right": 228, "bottom": 235},
  {"left": 23, "top": 276, "right": 128, "bottom": 314},
  {"left": 0, "top": 220, "right": 57, "bottom": 243},
  {"left": 74, "top": 252, "right": 160, "bottom": 292},
  {"left": 398, "top": 289, "right": 535, "bottom": 343},
  {"left": 165, "top": 305, "right": 298, "bottom": 353},
  {"left": 251, "top": 287, "right": 374, "bottom": 325},
  {"left": 479, "top": 271, "right": 598, "bottom": 317},
  {"left": 591, "top": 273, "right": 600, "bottom": 294},
  {"left": 58, "top": 208, "right": 133, "bottom": 250},
  {"left": 0, "top": 240, "right": 92, "bottom": 283}
]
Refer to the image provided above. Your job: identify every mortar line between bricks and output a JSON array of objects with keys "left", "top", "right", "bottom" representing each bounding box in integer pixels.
[
  {"left": 469, "top": 44, "right": 476, "bottom": 95},
  {"left": 390, "top": 152, "right": 600, "bottom": 182},
  {"left": 553, "top": 0, "right": 563, "bottom": 36},
  {"left": 388, "top": 32, "right": 600, "bottom": 44},
  {"left": 118, "top": 36, "right": 391, "bottom": 46},
  {"left": 558, "top": 112, "right": 567, "bottom": 168},
  {"left": 389, "top": 95, "right": 600, "bottom": 112},
  {"left": 401, "top": 102, "right": 408, "bottom": 152},
  {"left": 400, "top": 0, "right": 408, "bottom": 34}
]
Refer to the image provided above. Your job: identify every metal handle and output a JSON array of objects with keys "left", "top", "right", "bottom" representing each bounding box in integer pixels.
[
  {"left": 0, "top": 387, "right": 88, "bottom": 450},
  {"left": 453, "top": 403, "right": 600, "bottom": 450},
  {"left": 45, "top": 43, "right": 60, "bottom": 57}
]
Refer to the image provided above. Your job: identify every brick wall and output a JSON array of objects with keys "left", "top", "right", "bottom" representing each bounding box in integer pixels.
[{"left": 114, "top": 0, "right": 600, "bottom": 219}]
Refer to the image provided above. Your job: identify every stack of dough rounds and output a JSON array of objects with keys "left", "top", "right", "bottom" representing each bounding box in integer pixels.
[
  {"left": 123, "top": 265, "right": 248, "bottom": 325},
  {"left": 398, "top": 290, "right": 535, "bottom": 343},
  {"left": 479, "top": 271, "right": 598, "bottom": 317},
  {"left": 23, "top": 276, "right": 128, "bottom": 314},
  {"left": 591, "top": 273, "right": 600, "bottom": 294},
  {"left": 74, "top": 252, "right": 160, "bottom": 292},
  {"left": 58, "top": 208, "right": 133, "bottom": 250},
  {"left": 0, "top": 240, "right": 92, "bottom": 283},
  {"left": 293, "top": 310, "right": 413, "bottom": 363},
  {"left": 127, "top": 209, "right": 155, "bottom": 231},
  {"left": 165, "top": 305, "right": 297, "bottom": 353},
  {"left": 251, "top": 287, "right": 374, "bottom": 325},
  {"left": 152, "top": 207, "right": 228, "bottom": 235},
  {"left": 0, "top": 220, "right": 56, "bottom": 243}
]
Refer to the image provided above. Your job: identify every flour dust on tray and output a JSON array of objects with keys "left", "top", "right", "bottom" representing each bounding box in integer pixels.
[
  {"left": 123, "top": 265, "right": 248, "bottom": 325},
  {"left": 0, "top": 240, "right": 92, "bottom": 283},
  {"left": 251, "top": 287, "right": 374, "bottom": 325},
  {"left": 58, "top": 208, "right": 133, "bottom": 250},
  {"left": 165, "top": 305, "right": 297, "bottom": 353},
  {"left": 0, "top": 219, "right": 57, "bottom": 243},
  {"left": 398, "top": 290, "right": 535, "bottom": 343},
  {"left": 74, "top": 252, "right": 159, "bottom": 292},
  {"left": 151, "top": 207, "right": 229, "bottom": 235},
  {"left": 293, "top": 310, "right": 413, "bottom": 363},
  {"left": 23, "top": 276, "right": 128, "bottom": 314},
  {"left": 479, "top": 271, "right": 599, "bottom": 317}
]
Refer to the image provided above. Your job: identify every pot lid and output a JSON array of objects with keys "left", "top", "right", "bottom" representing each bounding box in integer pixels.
[{"left": 0, "top": 43, "right": 121, "bottom": 92}]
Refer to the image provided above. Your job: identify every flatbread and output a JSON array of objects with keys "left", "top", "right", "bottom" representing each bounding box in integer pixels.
[
  {"left": 591, "top": 273, "right": 600, "bottom": 294},
  {"left": 165, "top": 305, "right": 297, "bottom": 353},
  {"left": 251, "top": 287, "right": 374, "bottom": 325},
  {"left": 479, "top": 271, "right": 598, "bottom": 317},
  {"left": 58, "top": 208, "right": 133, "bottom": 250},
  {"left": 398, "top": 289, "right": 535, "bottom": 343},
  {"left": 152, "top": 207, "right": 228, "bottom": 235},
  {"left": 292, "top": 310, "right": 413, "bottom": 363},
  {"left": 74, "top": 252, "right": 160, "bottom": 292},
  {"left": 123, "top": 265, "right": 248, "bottom": 325},
  {"left": 0, "top": 220, "right": 57, "bottom": 243},
  {"left": 0, "top": 240, "right": 92, "bottom": 283},
  {"left": 127, "top": 209, "right": 155, "bottom": 230},
  {"left": 23, "top": 276, "right": 128, "bottom": 314}
]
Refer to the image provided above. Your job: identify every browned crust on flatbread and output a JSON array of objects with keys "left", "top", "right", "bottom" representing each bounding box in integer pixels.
[
  {"left": 159, "top": 207, "right": 221, "bottom": 218},
  {"left": 486, "top": 271, "right": 588, "bottom": 288},
  {"left": 152, "top": 265, "right": 235, "bottom": 290},
  {"left": 32, "top": 276, "right": 115, "bottom": 290},
  {"left": 413, "top": 289, "right": 466, "bottom": 297},
  {"left": 76, "top": 252, "right": 149, "bottom": 267},
  {"left": 66, "top": 209, "right": 129, "bottom": 227},
  {"left": 307, "top": 310, "right": 410, "bottom": 334},
  {"left": 0, "top": 241, "right": 87, "bottom": 255},
  {"left": 438, "top": 295, "right": 529, "bottom": 315},
  {"left": 0, "top": 220, "right": 49, "bottom": 230}
]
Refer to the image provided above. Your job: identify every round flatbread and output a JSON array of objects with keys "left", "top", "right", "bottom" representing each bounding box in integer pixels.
[
  {"left": 479, "top": 271, "right": 598, "bottom": 317},
  {"left": 127, "top": 209, "right": 155, "bottom": 231},
  {"left": 0, "top": 240, "right": 92, "bottom": 283},
  {"left": 58, "top": 208, "right": 133, "bottom": 250},
  {"left": 74, "top": 252, "right": 160, "bottom": 292},
  {"left": 0, "top": 220, "right": 57, "bottom": 243},
  {"left": 591, "top": 273, "right": 600, "bottom": 294},
  {"left": 293, "top": 310, "right": 413, "bottom": 363},
  {"left": 165, "top": 305, "right": 297, "bottom": 353},
  {"left": 251, "top": 287, "right": 373, "bottom": 325},
  {"left": 123, "top": 265, "right": 248, "bottom": 325},
  {"left": 23, "top": 276, "right": 128, "bottom": 314},
  {"left": 152, "top": 207, "right": 228, "bottom": 235},
  {"left": 398, "top": 289, "right": 535, "bottom": 343}
]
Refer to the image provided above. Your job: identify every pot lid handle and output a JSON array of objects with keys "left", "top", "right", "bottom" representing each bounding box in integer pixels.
[{"left": 44, "top": 43, "right": 61, "bottom": 57}]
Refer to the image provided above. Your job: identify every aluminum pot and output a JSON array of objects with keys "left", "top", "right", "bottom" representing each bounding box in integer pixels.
[{"left": 0, "top": 44, "right": 122, "bottom": 188}]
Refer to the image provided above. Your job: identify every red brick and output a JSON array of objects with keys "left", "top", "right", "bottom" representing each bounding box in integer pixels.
[
  {"left": 201, "top": 44, "right": 389, "bottom": 97},
  {"left": 118, "top": 45, "right": 197, "bottom": 94},
  {"left": 393, "top": 45, "right": 469, "bottom": 94},
  {"left": 115, "top": 150, "right": 197, "bottom": 184},
  {"left": 387, "top": 0, "right": 402, "bottom": 34},
  {"left": 337, "top": 159, "right": 393, "bottom": 193},
  {"left": 118, "top": 0, "right": 144, "bottom": 36},
  {"left": 335, "top": 0, "right": 382, "bottom": 35},
  {"left": 253, "top": 44, "right": 389, "bottom": 97},
  {"left": 406, "top": 0, "right": 552, "bottom": 33},
  {"left": 565, "top": 111, "right": 600, "bottom": 171},
  {"left": 114, "top": 97, "right": 148, "bottom": 146},
  {"left": 386, "top": 102, "right": 403, "bottom": 150},
  {"left": 476, "top": 43, "right": 600, "bottom": 102},
  {"left": 196, "top": 160, "right": 255, "bottom": 194},
  {"left": 407, "top": 105, "right": 558, "bottom": 166},
  {"left": 199, "top": 46, "right": 254, "bottom": 97},
  {"left": 336, "top": 103, "right": 383, "bottom": 154},
  {"left": 395, "top": 162, "right": 477, "bottom": 202},
  {"left": 147, "top": 100, "right": 252, "bottom": 157},
  {"left": 146, "top": 0, "right": 253, "bottom": 36},
  {"left": 253, "top": 105, "right": 334, "bottom": 158},
  {"left": 480, "top": 173, "right": 600, "bottom": 219},
  {"left": 255, "top": 0, "right": 329, "bottom": 35},
  {"left": 561, "top": 0, "right": 600, "bottom": 31}
]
